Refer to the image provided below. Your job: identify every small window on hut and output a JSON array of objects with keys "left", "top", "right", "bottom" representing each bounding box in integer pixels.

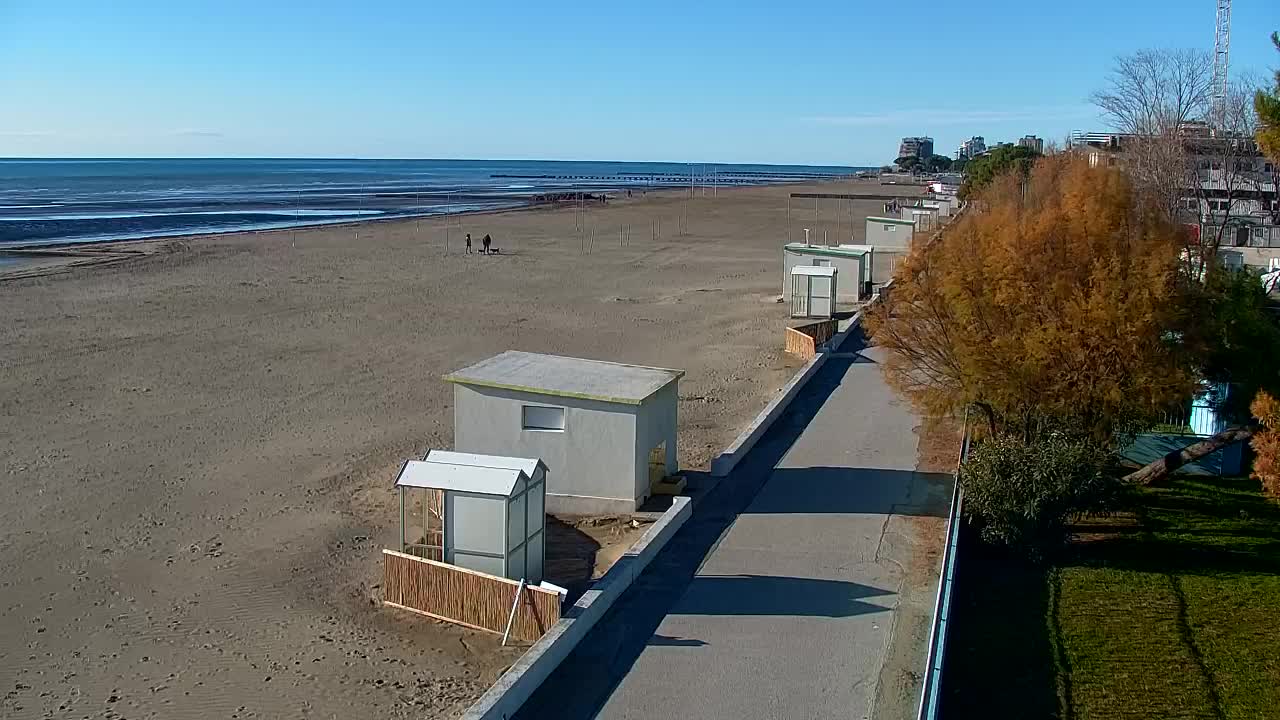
[{"left": 522, "top": 405, "right": 565, "bottom": 431}]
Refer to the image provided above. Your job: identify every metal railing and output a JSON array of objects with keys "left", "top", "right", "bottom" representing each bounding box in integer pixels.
[{"left": 916, "top": 418, "right": 970, "bottom": 720}]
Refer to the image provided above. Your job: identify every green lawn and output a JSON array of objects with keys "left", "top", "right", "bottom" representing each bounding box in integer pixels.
[{"left": 941, "top": 477, "right": 1280, "bottom": 720}]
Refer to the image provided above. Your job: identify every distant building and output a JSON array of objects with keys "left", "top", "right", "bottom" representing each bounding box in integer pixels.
[
  {"left": 1017, "top": 135, "right": 1044, "bottom": 154},
  {"left": 898, "top": 136, "right": 935, "bottom": 160},
  {"left": 956, "top": 136, "right": 986, "bottom": 159},
  {"left": 1068, "top": 129, "right": 1280, "bottom": 262},
  {"left": 1069, "top": 130, "right": 1120, "bottom": 146}
]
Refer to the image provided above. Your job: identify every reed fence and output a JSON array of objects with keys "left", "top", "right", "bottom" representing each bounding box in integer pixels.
[
  {"left": 785, "top": 319, "right": 838, "bottom": 359},
  {"left": 382, "top": 549, "right": 560, "bottom": 643}
]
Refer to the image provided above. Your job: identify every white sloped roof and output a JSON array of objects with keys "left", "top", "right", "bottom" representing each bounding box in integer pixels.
[
  {"left": 394, "top": 450, "right": 545, "bottom": 496},
  {"left": 791, "top": 265, "right": 837, "bottom": 277},
  {"left": 444, "top": 351, "right": 683, "bottom": 405}
]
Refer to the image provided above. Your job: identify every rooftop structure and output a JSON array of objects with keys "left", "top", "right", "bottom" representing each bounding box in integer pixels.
[{"left": 445, "top": 351, "right": 682, "bottom": 406}]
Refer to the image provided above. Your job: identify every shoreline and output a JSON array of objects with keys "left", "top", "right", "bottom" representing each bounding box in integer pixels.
[{"left": 0, "top": 181, "right": 813, "bottom": 280}]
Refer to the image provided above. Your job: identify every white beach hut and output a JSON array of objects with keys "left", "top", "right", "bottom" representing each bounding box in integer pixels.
[
  {"left": 782, "top": 243, "right": 868, "bottom": 302},
  {"left": 445, "top": 352, "right": 682, "bottom": 515},
  {"left": 864, "top": 216, "right": 915, "bottom": 249},
  {"left": 394, "top": 450, "right": 547, "bottom": 584},
  {"left": 789, "top": 265, "right": 837, "bottom": 319}
]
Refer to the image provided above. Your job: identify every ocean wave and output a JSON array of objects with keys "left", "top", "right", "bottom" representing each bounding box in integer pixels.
[{"left": 0, "top": 209, "right": 386, "bottom": 222}]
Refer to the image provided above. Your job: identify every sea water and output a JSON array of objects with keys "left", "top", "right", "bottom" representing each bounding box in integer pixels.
[{"left": 0, "top": 158, "right": 867, "bottom": 248}]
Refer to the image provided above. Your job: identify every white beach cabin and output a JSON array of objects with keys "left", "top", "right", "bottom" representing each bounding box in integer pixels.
[
  {"left": 394, "top": 450, "right": 547, "bottom": 584},
  {"left": 864, "top": 216, "right": 915, "bottom": 249},
  {"left": 789, "top": 265, "right": 838, "bottom": 319},
  {"left": 445, "top": 351, "right": 682, "bottom": 515},
  {"left": 782, "top": 243, "right": 868, "bottom": 302},
  {"left": 900, "top": 204, "right": 940, "bottom": 231}
]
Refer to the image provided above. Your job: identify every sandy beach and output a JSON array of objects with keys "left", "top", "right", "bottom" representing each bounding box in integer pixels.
[{"left": 0, "top": 178, "right": 920, "bottom": 719}]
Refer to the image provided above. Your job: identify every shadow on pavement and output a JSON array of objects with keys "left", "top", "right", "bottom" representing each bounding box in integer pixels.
[
  {"left": 747, "top": 466, "right": 948, "bottom": 517},
  {"left": 647, "top": 634, "right": 708, "bottom": 648},
  {"left": 675, "top": 574, "right": 893, "bottom": 618},
  {"left": 513, "top": 349, "right": 862, "bottom": 720}
]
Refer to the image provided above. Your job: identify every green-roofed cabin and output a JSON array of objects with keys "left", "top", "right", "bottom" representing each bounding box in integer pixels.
[
  {"left": 864, "top": 216, "right": 915, "bottom": 248},
  {"left": 783, "top": 242, "right": 872, "bottom": 303}
]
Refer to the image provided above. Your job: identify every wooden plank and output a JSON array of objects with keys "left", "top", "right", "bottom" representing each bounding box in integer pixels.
[{"left": 383, "top": 601, "right": 502, "bottom": 637}]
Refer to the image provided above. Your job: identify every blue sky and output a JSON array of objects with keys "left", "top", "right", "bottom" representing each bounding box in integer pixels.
[{"left": 1, "top": 1, "right": 1277, "bottom": 165}]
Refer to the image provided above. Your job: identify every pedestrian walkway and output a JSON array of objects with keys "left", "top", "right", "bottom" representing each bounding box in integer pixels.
[{"left": 515, "top": 332, "right": 954, "bottom": 720}]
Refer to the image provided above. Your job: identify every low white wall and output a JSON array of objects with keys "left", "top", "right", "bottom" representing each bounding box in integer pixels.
[{"left": 460, "top": 496, "right": 693, "bottom": 720}]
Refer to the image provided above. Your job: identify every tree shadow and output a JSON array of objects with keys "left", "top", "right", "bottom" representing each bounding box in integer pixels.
[
  {"left": 747, "top": 466, "right": 951, "bottom": 517},
  {"left": 1063, "top": 479, "right": 1280, "bottom": 578},
  {"left": 1064, "top": 534, "right": 1280, "bottom": 578},
  {"left": 647, "top": 634, "right": 708, "bottom": 648},
  {"left": 940, "top": 527, "right": 1064, "bottom": 720},
  {"left": 675, "top": 574, "right": 893, "bottom": 618}
]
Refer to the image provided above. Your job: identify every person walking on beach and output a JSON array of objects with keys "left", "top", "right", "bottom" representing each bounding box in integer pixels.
[
  {"left": 465, "top": 233, "right": 472, "bottom": 254},
  {"left": 482, "top": 234, "right": 492, "bottom": 255}
]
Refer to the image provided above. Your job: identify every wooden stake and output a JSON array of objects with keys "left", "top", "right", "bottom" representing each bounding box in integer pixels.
[{"left": 501, "top": 579, "right": 526, "bottom": 646}]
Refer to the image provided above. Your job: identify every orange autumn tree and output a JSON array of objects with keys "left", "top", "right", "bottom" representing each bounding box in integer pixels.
[
  {"left": 866, "top": 154, "right": 1196, "bottom": 445},
  {"left": 1254, "top": 43, "right": 1280, "bottom": 498},
  {"left": 1252, "top": 392, "right": 1280, "bottom": 499}
]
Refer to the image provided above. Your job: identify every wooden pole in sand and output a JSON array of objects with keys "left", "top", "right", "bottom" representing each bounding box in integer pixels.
[{"left": 354, "top": 184, "right": 363, "bottom": 243}]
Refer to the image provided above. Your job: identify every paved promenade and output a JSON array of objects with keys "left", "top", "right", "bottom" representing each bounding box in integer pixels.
[{"left": 516, "top": 333, "right": 953, "bottom": 720}]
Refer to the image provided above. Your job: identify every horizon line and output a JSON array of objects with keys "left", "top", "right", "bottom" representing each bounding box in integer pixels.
[{"left": 0, "top": 155, "right": 883, "bottom": 169}]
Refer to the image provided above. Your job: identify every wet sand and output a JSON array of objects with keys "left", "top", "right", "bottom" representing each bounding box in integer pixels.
[{"left": 0, "top": 178, "right": 920, "bottom": 719}]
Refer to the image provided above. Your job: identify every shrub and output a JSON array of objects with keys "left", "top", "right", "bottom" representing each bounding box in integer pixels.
[{"left": 961, "top": 433, "right": 1121, "bottom": 558}]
